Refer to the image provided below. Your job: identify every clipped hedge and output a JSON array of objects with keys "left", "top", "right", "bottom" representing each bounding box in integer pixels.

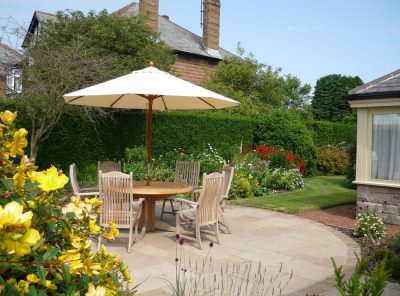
[
  {"left": 310, "top": 120, "right": 356, "bottom": 147},
  {"left": 4, "top": 102, "right": 258, "bottom": 171},
  {"left": 254, "top": 110, "right": 317, "bottom": 173}
]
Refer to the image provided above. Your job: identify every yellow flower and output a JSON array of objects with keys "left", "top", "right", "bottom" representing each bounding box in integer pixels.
[
  {"left": 82, "top": 257, "right": 102, "bottom": 276},
  {"left": 103, "top": 222, "right": 119, "bottom": 240},
  {"left": 0, "top": 201, "right": 33, "bottom": 229},
  {"left": 3, "top": 228, "right": 41, "bottom": 257},
  {"left": 89, "top": 219, "right": 100, "bottom": 234},
  {"left": 45, "top": 280, "right": 57, "bottom": 290},
  {"left": 34, "top": 166, "right": 69, "bottom": 192},
  {"left": 84, "top": 197, "right": 102, "bottom": 206},
  {"left": 27, "top": 274, "right": 40, "bottom": 283},
  {"left": 86, "top": 283, "right": 107, "bottom": 296},
  {"left": 121, "top": 263, "right": 132, "bottom": 283},
  {"left": 0, "top": 110, "right": 17, "bottom": 125},
  {"left": 9, "top": 128, "right": 28, "bottom": 158},
  {"left": 13, "top": 171, "right": 26, "bottom": 188}
]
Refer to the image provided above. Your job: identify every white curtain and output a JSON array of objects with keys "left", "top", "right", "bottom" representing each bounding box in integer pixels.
[{"left": 371, "top": 113, "right": 400, "bottom": 180}]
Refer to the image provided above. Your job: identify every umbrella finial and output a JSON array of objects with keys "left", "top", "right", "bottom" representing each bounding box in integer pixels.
[{"left": 149, "top": 61, "right": 155, "bottom": 67}]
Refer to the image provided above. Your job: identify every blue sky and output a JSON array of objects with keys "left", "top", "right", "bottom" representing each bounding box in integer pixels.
[{"left": 1, "top": 0, "right": 399, "bottom": 88}]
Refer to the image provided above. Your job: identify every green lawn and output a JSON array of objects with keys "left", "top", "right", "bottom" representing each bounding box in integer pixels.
[{"left": 231, "top": 176, "right": 356, "bottom": 214}]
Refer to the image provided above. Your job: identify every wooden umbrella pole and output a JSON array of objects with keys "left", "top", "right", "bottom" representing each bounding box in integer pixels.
[{"left": 146, "top": 98, "right": 154, "bottom": 186}]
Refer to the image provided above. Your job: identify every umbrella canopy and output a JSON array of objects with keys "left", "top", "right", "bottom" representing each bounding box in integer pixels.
[{"left": 64, "top": 64, "right": 239, "bottom": 184}]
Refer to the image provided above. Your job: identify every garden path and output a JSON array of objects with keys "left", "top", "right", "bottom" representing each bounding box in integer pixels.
[{"left": 103, "top": 205, "right": 360, "bottom": 295}]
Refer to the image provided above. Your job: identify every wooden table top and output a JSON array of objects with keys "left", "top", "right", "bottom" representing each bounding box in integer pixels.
[{"left": 132, "top": 181, "right": 192, "bottom": 196}]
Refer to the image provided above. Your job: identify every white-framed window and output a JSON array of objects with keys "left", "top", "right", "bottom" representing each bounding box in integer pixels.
[
  {"left": 371, "top": 112, "right": 400, "bottom": 181},
  {"left": 6, "top": 68, "right": 22, "bottom": 95}
]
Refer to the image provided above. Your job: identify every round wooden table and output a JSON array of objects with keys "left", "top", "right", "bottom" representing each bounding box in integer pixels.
[{"left": 132, "top": 181, "right": 192, "bottom": 233}]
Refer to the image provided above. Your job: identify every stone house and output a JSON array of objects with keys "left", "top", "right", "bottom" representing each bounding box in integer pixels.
[
  {"left": 347, "top": 69, "right": 400, "bottom": 225},
  {"left": 0, "top": 42, "right": 22, "bottom": 98},
  {"left": 23, "top": 0, "right": 234, "bottom": 85}
]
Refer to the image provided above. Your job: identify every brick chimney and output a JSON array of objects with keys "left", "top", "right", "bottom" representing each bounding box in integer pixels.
[
  {"left": 139, "top": 0, "right": 159, "bottom": 31},
  {"left": 202, "top": 0, "right": 221, "bottom": 51}
]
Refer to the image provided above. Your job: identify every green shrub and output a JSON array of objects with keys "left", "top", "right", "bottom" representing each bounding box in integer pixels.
[
  {"left": 266, "top": 168, "right": 304, "bottom": 191},
  {"left": 310, "top": 120, "right": 356, "bottom": 147},
  {"left": 393, "top": 234, "right": 400, "bottom": 253},
  {"left": 255, "top": 110, "right": 316, "bottom": 174},
  {"left": 317, "top": 145, "right": 349, "bottom": 175},
  {"left": 346, "top": 139, "right": 357, "bottom": 188},
  {"left": 354, "top": 208, "right": 385, "bottom": 242},
  {"left": 229, "top": 177, "right": 252, "bottom": 199},
  {"left": 269, "top": 150, "right": 291, "bottom": 170}
]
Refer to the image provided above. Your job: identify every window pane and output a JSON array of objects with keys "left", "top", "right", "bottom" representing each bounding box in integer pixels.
[{"left": 371, "top": 113, "right": 400, "bottom": 181}]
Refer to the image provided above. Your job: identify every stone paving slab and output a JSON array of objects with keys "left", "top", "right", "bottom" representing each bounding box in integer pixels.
[{"left": 104, "top": 205, "right": 359, "bottom": 295}]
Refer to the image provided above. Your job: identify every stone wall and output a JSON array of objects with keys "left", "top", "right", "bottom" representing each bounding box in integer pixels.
[
  {"left": 172, "top": 54, "right": 218, "bottom": 85},
  {"left": 357, "top": 184, "right": 400, "bottom": 225}
]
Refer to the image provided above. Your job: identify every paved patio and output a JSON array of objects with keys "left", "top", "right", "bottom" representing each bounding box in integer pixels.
[{"left": 105, "top": 205, "right": 359, "bottom": 295}]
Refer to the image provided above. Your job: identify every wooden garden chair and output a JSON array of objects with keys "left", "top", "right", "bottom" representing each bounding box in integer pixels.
[
  {"left": 219, "top": 165, "right": 234, "bottom": 234},
  {"left": 98, "top": 160, "right": 121, "bottom": 173},
  {"left": 69, "top": 163, "right": 99, "bottom": 197},
  {"left": 176, "top": 172, "right": 225, "bottom": 249},
  {"left": 160, "top": 161, "right": 200, "bottom": 220},
  {"left": 97, "top": 171, "right": 144, "bottom": 253}
]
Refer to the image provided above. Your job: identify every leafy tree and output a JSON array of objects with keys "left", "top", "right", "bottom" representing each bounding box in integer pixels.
[
  {"left": 203, "top": 45, "right": 311, "bottom": 116},
  {"left": 16, "top": 10, "right": 175, "bottom": 160},
  {"left": 312, "top": 74, "right": 363, "bottom": 122}
]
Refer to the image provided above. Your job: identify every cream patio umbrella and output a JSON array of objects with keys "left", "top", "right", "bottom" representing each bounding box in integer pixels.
[{"left": 63, "top": 63, "right": 239, "bottom": 185}]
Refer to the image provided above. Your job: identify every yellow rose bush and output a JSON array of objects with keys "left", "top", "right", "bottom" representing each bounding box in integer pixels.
[{"left": 0, "top": 111, "right": 133, "bottom": 295}]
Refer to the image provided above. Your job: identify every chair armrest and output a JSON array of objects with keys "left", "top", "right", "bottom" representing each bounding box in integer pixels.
[
  {"left": 174, "top": 198, "right": 199, "bottom": 207},
  {"left": 81, "top": 187, "right": 99, "bottom": 192},
  {"left": 77, "top": 192, "right": 99, "bottom": 197}
]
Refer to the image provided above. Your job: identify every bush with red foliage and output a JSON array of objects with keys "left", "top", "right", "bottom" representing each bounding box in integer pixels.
[{"left": 255, "top": 145, "right": 307, "bottom": 175}]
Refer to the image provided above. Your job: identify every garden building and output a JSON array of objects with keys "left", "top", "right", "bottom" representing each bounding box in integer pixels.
[{"left": 347, "top": 68, "right": 400, "bottom": 225}]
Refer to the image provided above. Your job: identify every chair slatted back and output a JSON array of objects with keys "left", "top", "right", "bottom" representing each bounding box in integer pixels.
[
  {"left": 69, "top": 163, "right": 81, "bottom": 195},
  {"left": 99, "top": 171, "right": 133, "bottom": 229},
  {"left": 175, "top": 161, "right": 200, "bottom": 188},
  {"left": 197, "top": 172, "right": 225, "bottom": 225},
  {"left": 221, "top": 165, "right": 234, "bottom": 199},
  {"left": 98, "top": 161, "right": 121, "bottom": 174}
]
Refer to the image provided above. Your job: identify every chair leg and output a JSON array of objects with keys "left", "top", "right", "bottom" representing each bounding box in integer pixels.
[
  {"left": 128, "top": 225, "right": 133, "bottom": 254},
  {"left": 134, "top": 220, "right": 139, "bottom": 242},
  {"left": 97, "top": 235, "right": 102, "bottom": 251},
  {"left": 215, "top": 221, "right": 221, "bottom": 245},
  {"left": 170, "top": 199, "right": 176, "bottom": 216},
  {"left": 160, "top": 199, "right": 167, "bottom": 221},
  {"left": 196, "top": 223, "right": 202, "bottom": 250},
  {"left": 176, "top": 213, "right": 181, "bottom": 237},
  {"left": 219, "top": 211, "right": 232, "bottom": 234}
]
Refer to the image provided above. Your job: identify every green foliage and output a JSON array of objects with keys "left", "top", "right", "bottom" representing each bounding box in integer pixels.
[
  {"left": 346, "top": 139, "right": 357, "bottom": 188},
  {"left": 0, "top": 111, "right": 132, "bottom": 294},
  {"left": 35, "top": 108, "right": 257, "bottom": 173},
  {"left": 354, "top": 208, "right": 386, "bottom": 242},
  {"left": 317, "top": 146, "right": 349, "bottom": 175},
  {"left": 332, "top": 255, "right": 388, "bottom": 296},
  {"left": 255, "top": 110, "right": 317, "bottom": 173},
  {"left": 266, "top": 169, "right": 304, "bottom": 191},
  {"left": 310, "top": 120, "right": 356, "bottom": 147},
  {"left": 229, "top": 177, "right": 252, "bottom": 199},
  {"left": 16, "top": 9, "right": 175, "bottom": 160},
  {"left": 203, "top": 45, "right": 311, "bottom": 116},
  {"left": 269, "top": 150, "right": 291, "bottom": 170},
  {"left": 312, "top": 74, "right": 363, "bottom": 122}
]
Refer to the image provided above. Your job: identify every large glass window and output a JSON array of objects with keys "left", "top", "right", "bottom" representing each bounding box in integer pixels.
[{"left": 371, "top": 113, "right": 400, "bottom": 181}]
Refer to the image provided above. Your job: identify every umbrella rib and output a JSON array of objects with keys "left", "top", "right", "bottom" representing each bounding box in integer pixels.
[
  {"left": 161, "top": 96, "right": 168, "bottom": 111},
  {"left": 68, "top": 96, "right": 84, "bottom": 103},
  {"left": 197, "top": 97, "right": 216, "bottom": 109},
  {"left": 110, "top": 94, "right": 126, "bottom": 108}
]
